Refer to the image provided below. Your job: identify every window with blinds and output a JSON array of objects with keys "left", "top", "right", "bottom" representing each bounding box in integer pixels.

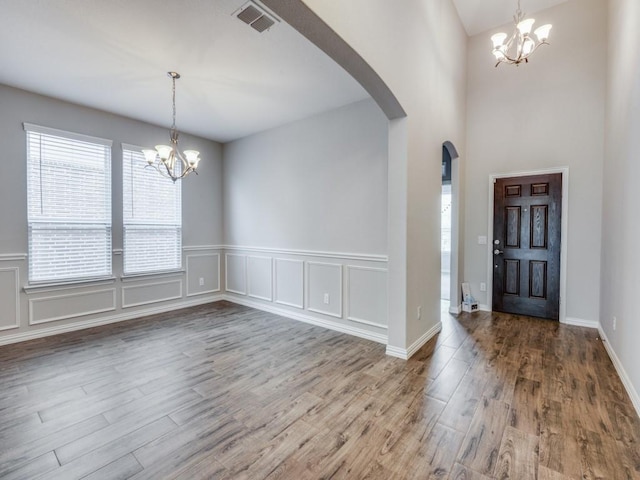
[
  {"left": 25, "top": 123, "right": 112, "bottom": 283},
  {"left": 122, "top": 146, "right": 182, "bottom": 275}
]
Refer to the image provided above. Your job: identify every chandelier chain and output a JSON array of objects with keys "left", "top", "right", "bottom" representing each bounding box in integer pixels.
[{"left": 171, "top": 75, "right": 177, "bottom": 131}]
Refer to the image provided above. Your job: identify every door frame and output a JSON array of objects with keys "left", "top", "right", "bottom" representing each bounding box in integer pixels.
[
  {"left": 443, "top": 141, "right": 461, "bottom": 314},
  {"left": 486, "top": 167, "right": 569, "bottom": 323}
]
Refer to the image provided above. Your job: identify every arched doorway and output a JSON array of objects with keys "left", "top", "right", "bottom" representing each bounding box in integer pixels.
[{"left": 442, "top": 141, "right": 460, "bottom": 313}]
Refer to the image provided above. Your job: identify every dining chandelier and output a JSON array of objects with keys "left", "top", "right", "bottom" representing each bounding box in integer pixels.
[
  {"left": 490, "top": 0, "right": 552, "bottom": 67},
  {"left": 142, "top": 72, "right": 201, "bottom": 182}
]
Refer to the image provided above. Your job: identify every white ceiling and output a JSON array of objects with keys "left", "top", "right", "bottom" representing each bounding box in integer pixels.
[
  {"left": 0, "top": 0, "right": 369, "bottom": 143},
  {"left": 452, "top": 0, "right": 569, "bottom": 36},
  {"left": 1, "top": 0, "right": 571, "bottom": 143}
]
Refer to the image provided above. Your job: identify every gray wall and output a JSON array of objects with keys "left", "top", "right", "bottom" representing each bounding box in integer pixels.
[
  {"left": 600, "top": 0, "right": 640, "bottom": 410},
  {"left": 298, "top": 0, "right": 468, "bottom": 355},
  {"left": 223, "top": 99, "right": 388, "bottom": 254},
  {"left": 221, "top": 99, "right": 390, "bottom": 343},
  {"left": 0, "top": 84, "right": 223, "bottom": 341},
  {"left": 464, "top": 0, "right": 607, "bottom": 323}
]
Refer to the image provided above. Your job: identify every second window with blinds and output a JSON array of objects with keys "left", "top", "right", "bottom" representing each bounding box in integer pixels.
[{"left": 122, "top": 145, "right": 182, "bottom": 275}]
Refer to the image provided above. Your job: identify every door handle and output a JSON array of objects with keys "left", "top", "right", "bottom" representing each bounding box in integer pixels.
[{"left": 494, "top": 249, "right": 504, "bottom": 255}]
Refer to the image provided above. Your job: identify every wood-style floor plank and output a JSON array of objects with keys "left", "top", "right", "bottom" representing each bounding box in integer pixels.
[
  {"left": 0, "top": 301, "right": 638, "bottom": 479},
  {"left": 81, "top": 454, "right": 144, "bottom": 480},
  {"left": 494, "top": 426, "right": 539, "bottom": 480},
  {"left": 457, "top": 396, "right": 511, "bottom": 476}
]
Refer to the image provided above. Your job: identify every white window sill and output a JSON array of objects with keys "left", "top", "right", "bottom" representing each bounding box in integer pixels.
[
  {"left": 24, "top": 276, "right": 117, "bottom": 294},
  {"left": 120, "top": 270, "right": 185, "bottom": 283}
]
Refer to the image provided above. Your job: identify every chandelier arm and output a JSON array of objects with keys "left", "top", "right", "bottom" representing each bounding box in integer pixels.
[
  {"left": 145, "top": 163, "right": 172, "bottom": 180},
  {"left": 526, "top": 40, "right": 549, "bottom": 59},
  {"left": 498, "top": 30, "right": 523, "bottom": 64},
  {"left": 145, "top": 152, "right": 198, "bottom": 182},
  {"left": 163, "top": 157, "right": 178, "bottom": 182},
  {"left": 174, "top": 150, "right": 195, "bottom": 179},
  {"left": 513, "top": 39, "right": 549, "bottom": 64}
]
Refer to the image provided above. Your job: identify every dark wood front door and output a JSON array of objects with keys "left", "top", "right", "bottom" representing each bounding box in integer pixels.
[{"left": 492, "top": 173, "right": 562, "bottom": 320}]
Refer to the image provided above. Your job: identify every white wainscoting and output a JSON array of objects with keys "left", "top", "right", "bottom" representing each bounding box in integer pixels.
[
  {"left": 247, "top": 256, "right": 273, "bottom": 301},
  {"left": 0, "top": 267, "right": 20, "bottom": 330},
  {"left": 225, "top": 254, "right": 247, "bottom": 295},
  {"left": 346, "top": 265, "right": 388, "bottom": 329},
  {"left": 307, "top": 262, "right": 343, "bottom": 318},
  {"left": 0, "top": 244, "right": 389, "bottom": 348},
  {"left": 223, "top": 246, "right": 388, "bottom": 343},
  {"left": 0, "top": 247, "right": 225, "bottom": 345},
  {"left": 2, "top": 294, "right": 221, "bottom": 347},
  {"left": 274, "top": 258, "right": 304, "bottom": 309},
  {"left": 186, "top": 253, "right": 220, "bottom": 297},
  {"left": 225, "top": 294, "right": 388, "bottom": 345},
  {"left": 121, "top": 278, "right": 183, "bottom": 309},
  {"left": 29, "top": 288, "right": 117, "bottom": 325}
]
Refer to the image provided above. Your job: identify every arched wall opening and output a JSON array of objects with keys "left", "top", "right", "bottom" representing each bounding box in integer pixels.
[
  {"left": 262, "top": 0, "right": 410, "bottom": 352},
  {"left": 443, "top": 141, "right": 461, "bottom": 312}
]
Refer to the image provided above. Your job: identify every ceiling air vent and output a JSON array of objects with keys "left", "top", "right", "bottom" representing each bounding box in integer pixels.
[{"left": 235, "top": 1, "right": 278, "bottom": 33}]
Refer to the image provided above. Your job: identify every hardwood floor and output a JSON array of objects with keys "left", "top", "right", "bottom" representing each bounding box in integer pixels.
[{"left": 0, "top": 301, "right": 639, "bottom": 479}]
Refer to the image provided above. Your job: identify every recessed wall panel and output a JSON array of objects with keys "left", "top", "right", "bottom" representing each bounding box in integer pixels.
[
  {"left": 274, "top": 258, "right": 304, "bottom": 309},
  {"left": 30, "top": 288, "right": 116, "bottom": 324},
  {"left": 122, "top": 279, "right": 182, "bottom": 308},
  {"left": 186, "top": 253, "right": 220, "bottom": 297},
  {"left": 247, "top": 256, "right": 272, "bottom": 301},
  {"left": 347, "top": 266, "right": 387, "bottom": 328},
  {"left": 0, "top": 268, "right": 19, "bottom": 330},
  {"left": 225, "top": 254, "right": 247, "bottom": 295},
  {"left": 307, "top": 262, "right": 342, "bottom": 318}
]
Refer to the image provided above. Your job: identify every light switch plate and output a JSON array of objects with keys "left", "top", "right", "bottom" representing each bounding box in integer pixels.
[{"left": 478, "top": 235, "right": 487, "bottom": 245}]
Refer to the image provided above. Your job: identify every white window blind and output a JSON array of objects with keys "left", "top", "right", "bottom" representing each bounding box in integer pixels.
[
  {"left": 25, "top": 123, "right": 112, "bottom": 283},
  {"left": 122, "top": 146, "right": 182, "bottom": 275}
]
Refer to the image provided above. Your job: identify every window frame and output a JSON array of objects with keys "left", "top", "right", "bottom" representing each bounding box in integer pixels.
[
  {"left": 121, "top": 143, "right": 182, "bottom": 276},
  {"left": 24, "top": 123, "right": 113, "bottom": 285}
]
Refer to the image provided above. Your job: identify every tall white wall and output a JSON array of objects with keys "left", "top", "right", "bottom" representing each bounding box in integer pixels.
[
  {"left": 0, "top": 84, "right": 223, "bottom": 343},
  {"left": 600, "top": 0, "right": 640, "bottom": 411},
  {"left": 464, "top": 0, "right": 606, "bottom": 323},
  {"left": 222, "top": 99, "right": 390, "bottom": 343},
  {"left": 296, "top": 0, "right": 468, "bottom": 355}
]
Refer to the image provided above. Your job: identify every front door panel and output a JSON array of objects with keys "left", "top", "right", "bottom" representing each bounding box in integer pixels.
[{"left": 492, "top": 173, "right": 561, "bottom": 320}]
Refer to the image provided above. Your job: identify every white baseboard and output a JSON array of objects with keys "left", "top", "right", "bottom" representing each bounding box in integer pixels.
[
  {"left": 385, "top": 322, "right": 442, "bottom": 360},
  {"left": 562, "top": 316, "right": 599, "bottom": 329},
  {"left": 598, "top": 325, "right": 640, "bottom": 419},
  {"left": 0, "top": 294, "right": 223, "bottom": 347},
  {"left": 385, "top": 345, "right": 408, "bottom": 359},
  {"left": 479, "top": 304, "right": 491, "bottom": 312},
  {"left": 449, "top": 304, "right": 461, "bottom": 315},
  {"left": 222, "top": 294, "right": 388, "bottom": 345}
]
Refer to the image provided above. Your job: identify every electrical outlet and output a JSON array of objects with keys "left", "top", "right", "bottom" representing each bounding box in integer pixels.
[
  {"left": 417, "top": 306, "right": 422, "bottom": 319},
  {"left": 480, "top": 282, "right": 486, "bottom": 292},
  {"left": 613, "top": 316, "right": 617, "bottom": 331},
  {"left": 323, "top": 293, "right": 330, "bottom": 304},
  {"left": 199, "top": 277, "right": 205, "bottom": 286}
]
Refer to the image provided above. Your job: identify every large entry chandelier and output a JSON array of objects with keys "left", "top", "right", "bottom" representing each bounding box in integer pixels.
[
  {"left": 142, "top": 72, "right": 201, "bottom": 182},
  {"left": 490, "top": 0, "right": 552, "bottom": 67}
]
